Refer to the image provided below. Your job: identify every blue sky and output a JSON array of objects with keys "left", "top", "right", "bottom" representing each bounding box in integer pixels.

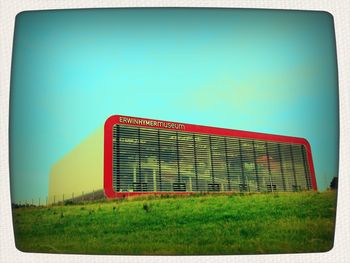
[{"left": 10, "top": 8, "right": 338, "bottom": 203}]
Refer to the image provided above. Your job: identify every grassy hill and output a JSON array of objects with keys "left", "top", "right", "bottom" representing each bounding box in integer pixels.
[{"left": 12, "top": 191, "right": 337, "bottom": 255}]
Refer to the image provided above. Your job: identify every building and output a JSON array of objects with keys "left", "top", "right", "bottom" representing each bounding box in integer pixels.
[
  {"left": 104, "top": 115, "right": 317, "bottom": 198},
  {"left": 48, "top": 127, "right": 104, "bottom": 204}
]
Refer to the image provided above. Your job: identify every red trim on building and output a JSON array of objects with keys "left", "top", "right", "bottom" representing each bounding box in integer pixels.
[{"left": 104, "top": 115, "right": 317, "bottom": 198}]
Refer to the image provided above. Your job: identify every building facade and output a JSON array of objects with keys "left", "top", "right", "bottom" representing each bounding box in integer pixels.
[
  {"left": 49, "top": 126, "right": 104, "bottom": 204},
  {"left": 104, "top": 115, "right": 317, "bottom": 198}
]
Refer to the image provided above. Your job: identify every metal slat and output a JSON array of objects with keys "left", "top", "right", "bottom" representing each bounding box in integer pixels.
[{"left": 112, "top": 124, "right": 313, "bottom": 193}]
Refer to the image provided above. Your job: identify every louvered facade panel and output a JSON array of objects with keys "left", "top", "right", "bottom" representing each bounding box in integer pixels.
[{"left": 104, "top": 115, "right": 317, "bottom": 198}]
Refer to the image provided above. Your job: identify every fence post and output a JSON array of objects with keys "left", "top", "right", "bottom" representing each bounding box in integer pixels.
[
  {"left": 72, "top": 192, "right": 74, "bottom": 203},
  {"left": 93, "top": 189, "right": 94, "bottom": 200},
  {"left": 82, "top": 191, "right": 84, "bottom": 202},
  {"left": 54, "top": 195, "right": 56, "bottom": 205},
  {"left": 63, "top": 193, "right": 65, "bottom": 204},
  {"left": 39, "top": 197, "right": 40, "bottom": 206},
  {"left": 46, "top": 196, "right": 48, "bottom": 206}
]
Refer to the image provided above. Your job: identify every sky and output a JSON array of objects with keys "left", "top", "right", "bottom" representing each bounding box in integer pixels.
[{"left": 9, "top": 8, "right": 338, "bottom": 203}]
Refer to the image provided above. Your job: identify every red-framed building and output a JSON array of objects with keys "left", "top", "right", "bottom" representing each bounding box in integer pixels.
[{"left": 104, "top": 115, "right": 317, "bottom": 198}]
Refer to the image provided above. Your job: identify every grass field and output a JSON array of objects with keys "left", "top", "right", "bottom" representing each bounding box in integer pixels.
[{"left": 12, "top": 191, "right": 337, "bottom": 255}]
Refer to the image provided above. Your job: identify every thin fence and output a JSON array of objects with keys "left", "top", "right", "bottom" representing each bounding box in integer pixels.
[
  {"left": 12, "top": 188, "right": 320, "bottom": 208},
  {"left": 13, "top": 189, "right": 106, "bottom": 208}
]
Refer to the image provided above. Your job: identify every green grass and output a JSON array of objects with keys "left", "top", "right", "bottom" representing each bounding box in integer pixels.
[{"left": 13, "top": 191, "right": 337, "bottom": 255}]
